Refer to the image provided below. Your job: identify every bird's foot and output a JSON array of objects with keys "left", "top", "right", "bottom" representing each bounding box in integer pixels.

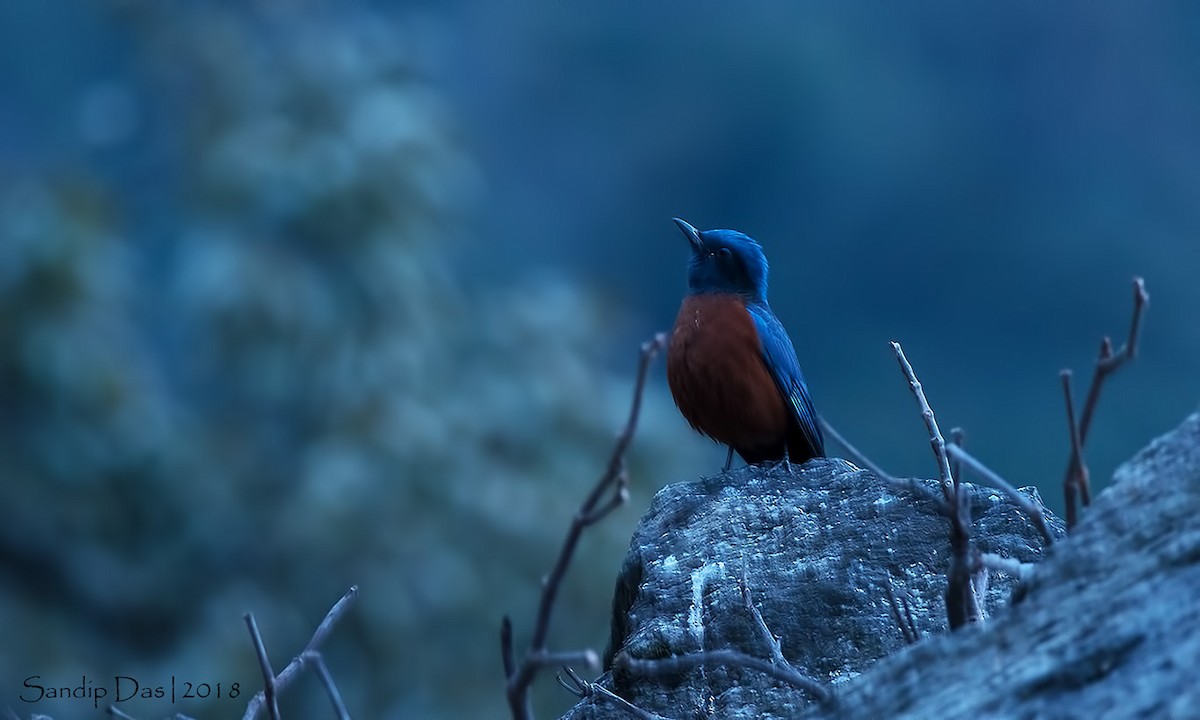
[
  {"left": 721, "top": 446, "right": 735, "bottom": 473},
  {"left": 774, "top": 450, "right": 798, "bottom": 477}
]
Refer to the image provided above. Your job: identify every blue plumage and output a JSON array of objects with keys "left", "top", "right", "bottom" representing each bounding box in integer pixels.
[{"left": 667, "top": 218, "right": 824, "bottom": 468}]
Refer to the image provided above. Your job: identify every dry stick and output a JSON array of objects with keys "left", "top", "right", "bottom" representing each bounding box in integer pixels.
[
  {"left": 302, "top": 651, "right": 350, "bottom": 720},
  {"left": 245, "top": 613, "right": 281, "bottom": 720},
  {"left": 1061, "top": 277, "right": 1149, "bottom": 528},
  {"left": 884, "top": 580, "right": 919, "bottom": 645},
  {"left": 821, "top": 416, "right": 945, "bottom": 510},
  {"left": 556, "top": 666, "right": 672, "bottom": 720},
  {"left": 616, "top": 570, "right": 832, "bottom": 704},
  {"left": 944, "top": 443, "right": 1055, "bottom": 546},
  {"left": 890, "top": 342, "right": 955, "bottom": 504},
  {"left": 739, "top": 563, "right": 790, "bottom": 669},
  {"left": 617, "top": 650, "right": 830, "bottom": 702},
  {"left": 890, "top": 341, "right": 978, "bottom": 630},
  {"left": 947, "top": 427, "right": 965, "bottom": 491},
  {"left": 1060, "top": 370, "right": 1089, "bottom": 530},
  {"left": 243, "top": 585, "right": 359, "bottom": 720},
  {"left": 502, "top": 333, "right": 669, "bottom": 720},
  {"left": 818, "top": 416, "right": 894, "bottom": 481},
  {"left": 979, "top": 553, "right": 1037, "bottom": 583}
]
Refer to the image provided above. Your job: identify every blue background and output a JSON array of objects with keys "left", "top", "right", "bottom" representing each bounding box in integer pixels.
[{"left": 1, "top": 3, "right": 1197, "bottom": 718}]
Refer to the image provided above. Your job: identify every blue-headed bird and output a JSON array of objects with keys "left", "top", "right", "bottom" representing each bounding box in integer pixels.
[{"left": 666, "top": 218, "right": 825, "bottom": 471}]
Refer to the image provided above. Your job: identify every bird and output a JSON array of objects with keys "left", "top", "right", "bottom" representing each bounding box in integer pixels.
[{"left": 666, "top": 217, "right": 824, "bottom": 472}]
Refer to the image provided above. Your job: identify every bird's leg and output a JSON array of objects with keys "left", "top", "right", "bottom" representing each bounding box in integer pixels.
[
  {"left": 779, "top": 446, "right": 797, "bottom": 476},
  {"left": 723, "top": 446, "right": 735, "bottom": 473}
]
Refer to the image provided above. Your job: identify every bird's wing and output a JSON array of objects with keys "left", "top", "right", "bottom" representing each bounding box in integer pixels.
[{"left": 748, "top": 303, "right": 825, "bottom": 457}]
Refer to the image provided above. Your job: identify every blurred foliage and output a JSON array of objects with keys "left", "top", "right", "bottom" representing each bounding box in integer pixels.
[
  {"left": 0, "top": 4, "right": 699, "bottom": 719},
  {"left": 3, "top": 3, "right": 1198, "bottom": 719}
]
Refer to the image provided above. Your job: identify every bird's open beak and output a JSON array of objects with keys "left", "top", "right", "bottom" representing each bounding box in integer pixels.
[{"left": 672, "top": 217, "right": 704, "bottom": 253}]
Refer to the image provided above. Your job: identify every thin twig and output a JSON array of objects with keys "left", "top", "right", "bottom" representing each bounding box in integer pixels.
[
  {"left": 979, "top": 552, "right": 1037, "bottom": 583},
  {"left": 818, "top": 416, "right": 894, "bottom": 481},
  {"left": 1061, "top": 277, "right": 1148, "bottom": 528},
  {"left": 739, "top": 563, "right": 788, "bottom": 668},
  {"left": 616, "top": 650, "right": 830, "bottom": 702},
  {"left": 243, "top": 585, "right": 359, "bottom": 720},
  {"left": 890, "top": 341, "right": 978, "bottom": 630},
  {"left": 556, "top": 666, "right": 671, "bottom": 720},
  {"left": 947, "top": 427, "right": 965, "bottom": 492},
  {"left": 1078, "top": 277, "right": 1149, "bottom": 442},
  {"left": 1060, "top": 369, "right": 1090, "bottom": 529},
  {"left": 301, "top": 651, "right": 350, "bottom": 720},
  {"left": 889, "top": 342, "right": 955, "bottom": 504},
  {"left": 945, "top": 444, "right": 1055, "bottom": 546},
  {"left": 244, "top": 613, "right": 280, "bottom": 720},
  {"left": 944, "top": 483, "right": 976, "bottom": 629},
  {"left": 884, "top": 580, "right": 919, "bottom": 645},
  {"left": 503, "top": 333, "right": 669, "bottom": 720}
]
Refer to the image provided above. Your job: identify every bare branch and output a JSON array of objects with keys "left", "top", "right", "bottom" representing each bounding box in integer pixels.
[
  {"left": 945, "top": 444, "right": 1055, "bottom": 546},
  {"left": 889, "top": 342, "right": 955, "bottom": 504},
  {"left": 818, "top": 416, "right": 894, "bottom": 481},
  {"left": 1060, "top": 369, "right": 1090, "bottom": 529},
  {"left": 739, "top": 564, "right": 788, "bottom": 668},
  {"left": 557, "top": 666, "right": 672, "bottom": 720},
  {"left": 244, "top": 613, "right": 280, "bottom": 720},
  {"left": 501, "top": 615, "right": 516, "bottom": 679},
  {"left": 1061, "top": 277, "right": 1148, "bottom": 529},
  {"left": 243, "top": 585, "right": 359, "bottom": 720},
  {"left": 617, "top": 650, "right": 830, "bottom": 702},
  {"left": 301, "top": 652, "right": 350, "bottom": 720},
  {"left": 947, "top": 427, "right": 965, "bottom": 492},
  {"left": 503, "top": 333, "right": 669, "bottom": 720},
  {"left": 1079, "top": 277, "right": 1149, "bottom": 441},
  {"left": 890, "top": 341, "right": 979, "bottom": 630},
  {"left": 884, "top": 580, "right": 919, "bottom": 645},
  {"left": 979, "top": 553, "right": 1037, "bottom": 583},
  {"left": 943, "top": 483, "right": 976, "bottom": 630}
]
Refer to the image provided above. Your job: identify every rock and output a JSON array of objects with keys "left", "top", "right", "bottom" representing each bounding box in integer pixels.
[
  {"left": 562, "top": 455, "right": 1061, "bottom": 719},
  {"left": 797, "top": 409, "right": 1200, "bottom": 720}
]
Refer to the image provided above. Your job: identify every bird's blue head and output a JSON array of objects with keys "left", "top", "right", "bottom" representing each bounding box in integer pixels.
[{"left": 673, "top": 217, "right": 769, "bottom": 304}]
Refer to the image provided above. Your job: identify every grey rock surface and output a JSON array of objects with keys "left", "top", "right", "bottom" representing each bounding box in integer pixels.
[
  {"left": 799, "top": 409, "right": 1200, "bottom": 720},
  {"left": 563, "top": 455, "right": 1060, "bottom": 719},
  {"left": 563, "top": 409, "right": 1200, "bottom": 720}
]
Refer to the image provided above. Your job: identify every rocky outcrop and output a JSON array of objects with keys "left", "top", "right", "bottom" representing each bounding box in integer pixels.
[
  {"left": 564, "top": 410, "right": 1200, "bottom": 720},
  {"left": 564, "top": 454, "right": 1060, "bottom": 719}
]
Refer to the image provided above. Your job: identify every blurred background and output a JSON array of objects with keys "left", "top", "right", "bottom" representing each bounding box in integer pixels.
[{"left": 1, "top": 2, "right": 1197, "bottom": 718}]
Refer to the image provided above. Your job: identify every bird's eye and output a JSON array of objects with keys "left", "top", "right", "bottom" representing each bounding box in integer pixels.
[{"left": 718, "top": 247, "right": 733, "bottom": 259}]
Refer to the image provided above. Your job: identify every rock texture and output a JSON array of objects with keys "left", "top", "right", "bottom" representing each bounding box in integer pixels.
[
  {"left": 798, "top": 409, "right": 1200, "bottom": 719},
  {"left": 563, "top": 410, "right": 1200, "bottom": 720},
  {"left": 564, "top": 456, "right": 1061, "bottom": 719}
]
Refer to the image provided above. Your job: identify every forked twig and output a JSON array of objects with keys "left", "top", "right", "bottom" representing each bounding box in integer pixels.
[
  {"left": 616, "top": 566, "right": 830, "bottom": 703},
  {"left": 617, "top": 650, "right": 829, "bottom": 702},
  {"left": 245, "top": 613, "right": 280, "bottom": 720},
  {"left": 302, "top": 651, "right": 350, "bottom": 720},
  {"left": 243, "top": 586, "right": 359, "bottom": 720},
  {"left": 884, "top": 580, "right": 920, "bottom": 645},
  {"left": 502, "top": 333, "right": 669, "bottom": 720},
  {"left": 890, "top": 341, "right": 978, "bottom": 630},
  {"left": 945, "top": 444, "right": 1055, "bottom": 546},
  {"left": 739, "top": 562, "right": 789, "bottom": 668},
  {"left": 1060, "top": 369, "right": 1089, "bottom": 529},
  {"left": 556, "top": 666, "right": 670, "bottom": 720},
  {"left": 1060, "top": 277, "right": 1148, "bottom": 529}
]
